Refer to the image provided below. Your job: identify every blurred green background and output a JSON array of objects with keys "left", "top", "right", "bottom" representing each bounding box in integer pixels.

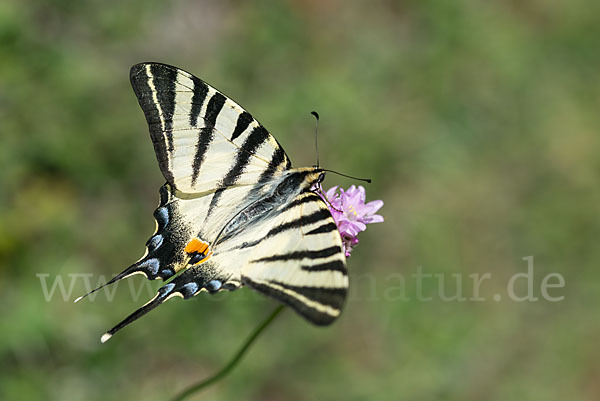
[{"left": 1, "top": 0, "right": 599, "bottom": 400}]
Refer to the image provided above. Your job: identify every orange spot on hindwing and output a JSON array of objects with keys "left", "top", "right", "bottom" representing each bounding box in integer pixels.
[
  {"left": 185, "top": 238, "right": 209, "bottom": 254},
  {"left": 184, "top": 238, "right": 212, "bottom": 265}
]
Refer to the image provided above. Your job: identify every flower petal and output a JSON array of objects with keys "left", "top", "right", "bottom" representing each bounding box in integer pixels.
[
  {"left": 346, "top": 221, "right": 366, "bottom": 236},
  {"left": 364, "top": 214, "right": 384, "bottom": 224},
  {"left": 363, "top": 199, "right": 384, "bottom": 215},
  {"left": 352, "top": 221, "right": 367, "bottom": 232},
  {"left": 357, "top": 185, "right": 366, "bottom": 203},
  {"left": 326, "top": 186, "right": 339, "bottom": 200}
]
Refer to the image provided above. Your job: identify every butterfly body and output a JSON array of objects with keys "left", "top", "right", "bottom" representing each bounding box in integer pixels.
[{"left": 88, "top": 63, "right": 348, "bottom": 342}]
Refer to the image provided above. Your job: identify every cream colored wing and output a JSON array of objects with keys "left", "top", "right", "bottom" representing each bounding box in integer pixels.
[
  {"left": 241, "top": 191, "right": 348, "bottom": 325},
  {"left": 130, "top": 62, "right": 291, "bottom": 194}
]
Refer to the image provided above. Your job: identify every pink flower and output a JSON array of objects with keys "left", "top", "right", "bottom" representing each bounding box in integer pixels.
[{"left": 319, "top": 185, "right": 384, "bottom": 257}]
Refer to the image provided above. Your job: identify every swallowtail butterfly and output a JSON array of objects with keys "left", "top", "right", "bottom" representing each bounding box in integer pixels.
[{"left": 79, "top": 63, "right": 349, "bottom": 342}]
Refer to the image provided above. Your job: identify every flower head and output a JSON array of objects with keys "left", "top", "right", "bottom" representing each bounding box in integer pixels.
[{"left": 319, "top": 185, "right": 383, "bottom": 257}]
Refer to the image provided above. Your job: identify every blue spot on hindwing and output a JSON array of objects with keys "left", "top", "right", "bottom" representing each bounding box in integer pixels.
[
  {"left": 181, "top": 282, "right": 199, "bottom": 298},
  {"left": 147, "top": 234, "right": 164, "bottom": 251},
  {"left": 207, "top": 280, "right": 222, "bottom": 292},
  {"left": 155, "top": 207, "right": 169, "bottom": 228},
  {"left": 161, "top": 283, "right": 175, "bottom": 295},
  {"left": 160, "top": 269, "right": 174, "bottom": 278},
  {"left": 138, "top": 258, "right": 160, "bottom": 276}
]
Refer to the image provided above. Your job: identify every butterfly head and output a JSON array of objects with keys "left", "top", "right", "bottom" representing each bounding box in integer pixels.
[
  {"left": 289, "top": 167, "right": 327, "bottom": 189},
  {"left": 316, "top": 171, "right": 326, "bottom": 184}
]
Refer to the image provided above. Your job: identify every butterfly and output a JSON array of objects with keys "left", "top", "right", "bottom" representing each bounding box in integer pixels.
[{"left": 78, "top": 63, "right": 350, "bottom": 342}]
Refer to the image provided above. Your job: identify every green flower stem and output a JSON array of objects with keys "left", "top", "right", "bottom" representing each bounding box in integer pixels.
[{"left": 170, "top": 305, "right": 285, "bottom": 401}]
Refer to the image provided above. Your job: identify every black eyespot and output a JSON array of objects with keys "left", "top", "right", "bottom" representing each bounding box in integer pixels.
[{"left": 188, "top": 252, "right": 205, "bottom": 265}]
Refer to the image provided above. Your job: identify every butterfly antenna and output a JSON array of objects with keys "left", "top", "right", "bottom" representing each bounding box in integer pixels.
[
  {"left": 322, "top": 169, "right": 372, "bottom": 183},
  {"left": 311, "top": 111, "right": 320, "bottom": 168},
  {"left": 308, "top": 111, "right": 371, "bottom": 183}
]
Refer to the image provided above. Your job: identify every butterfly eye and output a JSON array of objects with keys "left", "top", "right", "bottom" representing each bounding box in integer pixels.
[{"left": 317, "top": 172, "right": 325, "bottom": 183}]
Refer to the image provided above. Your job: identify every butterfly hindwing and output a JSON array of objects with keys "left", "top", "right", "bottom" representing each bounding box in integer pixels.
[
  {"left": 100, "top": 259, "right": 239, "bottom": 343},
  {"left": 241, "top": 192, "right": 348, "bottom": 325}
]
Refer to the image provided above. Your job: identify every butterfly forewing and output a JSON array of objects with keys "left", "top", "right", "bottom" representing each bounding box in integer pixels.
[{"left": 129, "top": 63, "right": 291, "bottom": 193}]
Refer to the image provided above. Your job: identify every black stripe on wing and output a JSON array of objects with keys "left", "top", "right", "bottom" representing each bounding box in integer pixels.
[
  {"left": 130, "top": 64, "right": 176, "bottom": 185},
  {"left": 239, "top": 207, "right": 333, "bottom": 250},
  {"left": 191, "top": 92, "right": 226, "bottom": 186},
  {"left": 251, "top": 246, "right": 342, "bottom": 263},
  {"left": 243, "top": 147, "right": 298, "bottom": 202},
  {"left": 232, "top": 111, "right": 253, "bottom": 141},
  {"left": 189, "top": 79, "right": 209, "bottom": 126},
  {"left": 267, "top": 208, "right": 332, "bottom": 237},
  {"left": 305, "top": 222, "right": 338, "bottom": 235},
  {"left": 258, "top": 146, "right": 288, "bottom": 182},
  {"left": 243, "top": 278, "right": 346, "bottom": 326},
  {"left": 280, "top": 192, "right": 322, "bottom": 213},
  {"left": 151, "top": 64, "right": 177, "bottom": 153},
  {"left": 300, "top": 259, "right": 346, "bottom": 273},
  {"left": 205, "top": 125, "right": 271, "bottom": 217}
]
